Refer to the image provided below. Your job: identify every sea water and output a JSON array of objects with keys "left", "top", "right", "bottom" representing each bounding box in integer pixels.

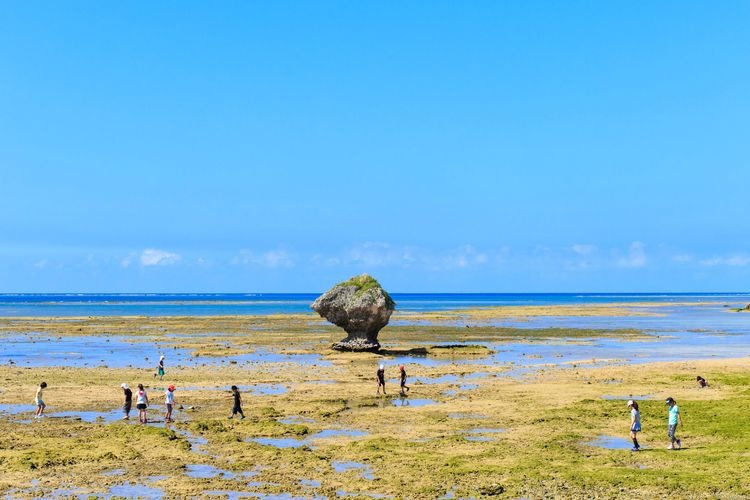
[
  {"left": 1, "top": 293, "right": 749, "bottom": 368},
  {"left": 0, "top": 292, "right": 747, "bottom": 317}
]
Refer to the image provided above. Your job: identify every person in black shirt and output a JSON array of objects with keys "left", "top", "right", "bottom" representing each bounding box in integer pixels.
[
  {"left": 228, "top": 385, "right": 245, "bottom": 419},
  {"left": 121, "top": 383, "right": 132, "bottom": 420},
  {"left": 696, "top": 376, "right": 709, "bottom": 388},
  {"left": 376, "top": 364, "right": 386, "bottom": 395},
  {"left": 399, "top": 365, "right": 410, "bottom": 396}
]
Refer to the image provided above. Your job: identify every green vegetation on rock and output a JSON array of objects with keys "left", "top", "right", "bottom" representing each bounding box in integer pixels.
[{"left": 337, "top": 274, "right": 395, "bottom": 306}]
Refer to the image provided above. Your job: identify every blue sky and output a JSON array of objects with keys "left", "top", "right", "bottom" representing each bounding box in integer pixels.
[{"left": 1, "top": 2, "right": 748, "bottom": 292}]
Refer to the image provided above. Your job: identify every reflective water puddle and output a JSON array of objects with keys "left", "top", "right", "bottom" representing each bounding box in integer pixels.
[
  {"left": 585, "top": 435, "right": 635, "bottom": 450},
  {"left": 251, "top": 437, "right": 308, "bottom": 448},
  {"left": 332, "top": 461, "right": 375, "bottom": 480},
  {"left": 300, "top": 479, "right": 321, "bottom": 488},
  {"left": 49, "top": 477, "right": 166, "bottom": 499},
  {"left": 0, "top": 403, "right": 36, "bottom": 415},
  {"left": 47, "top": 409, "right": 125, "bottom": 423},
  {"left": 107, "top": 481, "right": 165, "bottom": 498},
  {"left": 448, "top": 412, "right": 487, "bottom": 419},
  {"left": 464, "top": 428, "right": 505, "bottom": 442},
  {"left": 391, "top": 398, "right": 436, "bottom": 407},
  {"left": 180, "top": 384, "right": 289, "bottom": 396},
  {"left": 2, "top": 334, "right": 332, "bottom": 368},
  {"left": 277, "top": 415, "right": 315, "bottom": 425},
  {"left": 309, "top": 429, "right": 367, "bottom": 440},
  {"left": 186, "top": 464, "right": 236, "bottom": 479},
  {"left": 100, "top": 468, "right": 126, "bottom": 476},
  {"left": 601, "top": 394, "right": 653, "bottom": 401}
]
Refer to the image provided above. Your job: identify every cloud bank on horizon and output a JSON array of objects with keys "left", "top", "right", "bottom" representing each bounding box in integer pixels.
[
  {"left": 3, "top": 241, "right": 749, "bottom": 292},
  {"left": 0, "top": 3, "right": 748, "bottom": 292}
]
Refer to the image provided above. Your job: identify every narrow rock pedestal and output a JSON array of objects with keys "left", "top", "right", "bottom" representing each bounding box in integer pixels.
[{"left": 311, "top": 274, "right": 395, "bottom": 352}]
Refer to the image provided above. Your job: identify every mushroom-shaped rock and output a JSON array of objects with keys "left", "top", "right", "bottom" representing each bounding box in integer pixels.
[{"left": 311, "top": 274, "right": 395, "bottom": 352}]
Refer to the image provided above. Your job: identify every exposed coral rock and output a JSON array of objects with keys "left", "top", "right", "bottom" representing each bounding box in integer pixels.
[{"left": 311, "top": 274, "right": 395, "bottom": 352}]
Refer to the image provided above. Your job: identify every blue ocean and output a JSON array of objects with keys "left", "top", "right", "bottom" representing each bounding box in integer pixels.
[{"left": 0, "top": 292, "right": 747, "bottom": 317}]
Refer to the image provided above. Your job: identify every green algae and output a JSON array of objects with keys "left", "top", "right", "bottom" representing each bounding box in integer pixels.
[
  {"left": 336, "top": 274, "right": 395, "bottom": 307},
  {"left": 0, "top": 314, "right": 748, "bottom": 498}
]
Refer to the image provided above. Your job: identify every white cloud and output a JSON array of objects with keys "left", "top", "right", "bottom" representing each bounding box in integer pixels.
[
  {"left": 565, "top": 244, "right": 599, "bottom": 270},
  {"left": 140, "top": 248, "right": 182, "bottom": 267},
  {"left": 672, "top": 254, "right": 693, "bottom": 263},
  {"left": 33, "top": 259, "right": 48, "bottom": 269},
  {"left": 322, "top": 243, "right": 491, "bottom": 271},
  {"left": 617, "top": 241, "right": 647, "bottom": 268},
  {"left": 700, "top": 254, "right": 750, "bottom": 267},
  {"left": 233, "top": 249, "right": 294, "bottom": 268},
  {"left": 571, "top": 244, "right": 597, "bottom": 256},
  {"left": 345, "top": 242, "right": 415, "bottom": 268},
  {"left": 311, "top": 254, "right": 342, "bottom": 267},
  {"left": 726, "top": 255, "right": 750, "bottom": 266},
  {"left": 426, "top": 245, "right": 489, "bottom": 270}
]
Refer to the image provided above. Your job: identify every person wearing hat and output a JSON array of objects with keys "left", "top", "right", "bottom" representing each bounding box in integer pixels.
[
  {"left": 627, "top": 400, "right": 641, "bottom": 451},
  {"left": 121, "top": 383, "right": 133, "bottom": 420},
  {"left": 164, "top": 384, "right": 176, "bottom": 423},
  {"left": 155, "top": 355, "right": 166, "bottom": 380},
  {"left": 376, "top": 364, "right": 386, "bottom": 395},
  {"left": 665, "top": 397, "right": 682, "bottom": 449}
]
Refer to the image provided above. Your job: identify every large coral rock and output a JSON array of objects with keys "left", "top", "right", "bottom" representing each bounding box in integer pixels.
[{"left": 311, "top": 274, "right": 395, "bottom": 352}]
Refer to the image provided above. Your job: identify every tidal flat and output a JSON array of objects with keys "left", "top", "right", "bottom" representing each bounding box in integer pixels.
[{"left": 0, "top": 305, "right": 749, "bottom": 498}]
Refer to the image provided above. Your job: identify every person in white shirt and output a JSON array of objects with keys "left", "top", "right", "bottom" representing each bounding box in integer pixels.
[{"left": 136, "top": 384, "right": 149, "bottom": 424}]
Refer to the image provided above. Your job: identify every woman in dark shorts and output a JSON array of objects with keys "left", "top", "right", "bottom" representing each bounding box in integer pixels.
[{"left": 136, "top": 383, "right": 149, "bottom": 424}]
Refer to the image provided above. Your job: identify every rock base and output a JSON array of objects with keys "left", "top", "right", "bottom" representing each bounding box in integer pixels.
[{"left": 331, "top": 338, "right": 381, "bottom": 352}]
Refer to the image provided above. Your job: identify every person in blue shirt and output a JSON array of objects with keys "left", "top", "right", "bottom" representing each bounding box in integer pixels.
[{"left": 665, "top": 397, "right": 683, "bottom": 450}]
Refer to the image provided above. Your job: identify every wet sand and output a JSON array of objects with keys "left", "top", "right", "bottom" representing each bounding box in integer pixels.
[{"left": 0, "top": 307, "right": 749, "bottom": 498}]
